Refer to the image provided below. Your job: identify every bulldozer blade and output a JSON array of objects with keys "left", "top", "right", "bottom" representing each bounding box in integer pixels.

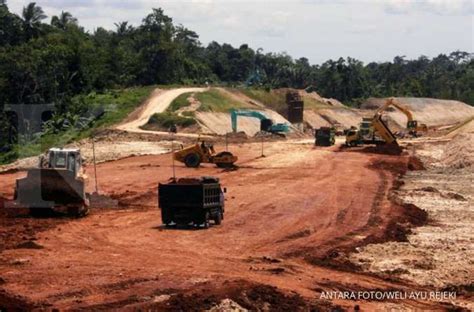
[{"left": 15, "top": 168, "right": 87, "bottom": 210}]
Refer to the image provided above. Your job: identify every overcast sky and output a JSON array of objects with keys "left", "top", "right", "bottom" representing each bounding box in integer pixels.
[{"left": 8, "top": 0, "right": 474, "bottom": 64}]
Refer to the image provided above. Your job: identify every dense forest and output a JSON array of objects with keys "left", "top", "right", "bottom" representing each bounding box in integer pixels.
[{"left": 0, "top": 1, "right": 473, "bottom": 155}]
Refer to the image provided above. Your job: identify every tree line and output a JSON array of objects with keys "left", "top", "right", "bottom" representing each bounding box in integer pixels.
[{"left": 0, "top": 1, "right": 473, "bottom": 150}]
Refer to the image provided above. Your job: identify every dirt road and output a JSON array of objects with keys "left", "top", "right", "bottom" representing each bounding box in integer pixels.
[
  {"left": 116, "top": 87, "right": 207, "bottom": 136},
  {"left": 0, "top": 140, "right": 459, "bottom": 310}
]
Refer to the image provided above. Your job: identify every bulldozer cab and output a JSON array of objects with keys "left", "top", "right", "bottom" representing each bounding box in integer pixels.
[{"left": 47, "top": 148, "right": 82, "bottom": 176}]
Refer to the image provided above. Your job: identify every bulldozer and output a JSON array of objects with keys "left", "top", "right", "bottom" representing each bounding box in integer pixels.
[
  {"left": 13, "top": 148, "right": 89, "bottom": 217},
  {"left": 174, "top": 142, "right": 238, "bottom": 168}
]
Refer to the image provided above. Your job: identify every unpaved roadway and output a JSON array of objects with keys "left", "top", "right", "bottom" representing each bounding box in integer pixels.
[
  {"left": 116, "top": 87, "right": 207, "bottom": 137},
  {"left": 0, "top": 140, "right": 460, "bottom": 310}
]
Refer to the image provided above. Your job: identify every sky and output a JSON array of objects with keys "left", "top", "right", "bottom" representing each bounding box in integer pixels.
[{"left": 8, "top": 0, "right": 474, "bottom": 64}]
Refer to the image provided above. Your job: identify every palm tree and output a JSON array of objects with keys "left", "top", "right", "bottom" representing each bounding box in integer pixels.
[
  {"left": 22, "top": 2, "right": 46, "bottom": 39},
  {"left": 51, "top": 11, "right": 77, "bottom": 30},
  {"left": 114, "top": 21, "right": 133, "bottom": 36}
]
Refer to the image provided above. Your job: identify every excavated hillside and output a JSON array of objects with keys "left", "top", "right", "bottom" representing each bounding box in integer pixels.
[{"left": 362, "top": 97, "right": 474, "bottom": 129}]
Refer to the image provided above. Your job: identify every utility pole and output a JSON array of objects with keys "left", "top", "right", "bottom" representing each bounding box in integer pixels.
[
  {"left": 171, "top": 134, "right": 176, "bottom": 181},
  {"left": 261, "top": 135, "right": 265, "bottom": 157},
  {"left": 225, "top": 133, "right": 228, "bottom": 151},
  {"left": 91, "top": 136, "right": 99, "bottom": 194}
]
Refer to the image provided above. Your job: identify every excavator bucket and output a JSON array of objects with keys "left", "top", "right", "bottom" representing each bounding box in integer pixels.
[{"left": 15, "top": 168, "right": 88, "bottom": 216}]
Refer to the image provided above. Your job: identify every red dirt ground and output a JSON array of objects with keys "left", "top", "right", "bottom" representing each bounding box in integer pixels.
[{"left": 0, "top": 141, "right": 459, "bottom": 310}]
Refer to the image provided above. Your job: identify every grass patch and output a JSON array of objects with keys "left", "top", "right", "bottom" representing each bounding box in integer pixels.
[
  {"left": 167, "top": 92, "right": 193, "bottom": 112},
  {"left": 0, "top": 86, "right": 156, "bottom": 165},
  {"left": 142, "top": 112, "right": 196, "bottom": 130},
  {"left": 196, "top": 88, "right": 249, "bottom": 112},
  {"left": 75, "top": 85, "right": 157, "bottom": 128},
  {"left": 301, "top": 95, "right": 333, "bottom": 110},
  {"left": 240, "top": 88, "right": 332, "bottom": 113},
  {"left": 239, "top": 88, "right": 287, "bottom": 113}
]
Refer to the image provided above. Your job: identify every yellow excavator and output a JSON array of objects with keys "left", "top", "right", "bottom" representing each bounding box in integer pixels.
[
  {"left": 376, "top": 98, "right": 428, "bottom": 136},
  {"left": 174, "top": 141, "right": 238, "bottom": 168}
]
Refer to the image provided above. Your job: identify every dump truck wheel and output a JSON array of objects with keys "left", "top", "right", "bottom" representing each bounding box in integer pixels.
[
  {"left": 214, "top": 211, "right": 222, "bottom": 225},
  {"left": 202, "top": 211, "right": 210, "bottom": 229},
  {"left": 184, "top": 153, "right": 201, "bottom": 168},
  {"left": 216, "top": 162, "right": 234, "bottom": 168},
  {"left": 161, "top": 208, "right": 173, "bottom": 225}
]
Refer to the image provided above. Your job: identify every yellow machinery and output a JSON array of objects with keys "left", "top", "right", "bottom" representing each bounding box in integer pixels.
[
  {"left": 174, "top": 142, "right": 238, "bottom": 168},
  {"left": 376, "top": 98, "right": 428, "bottom": 136},
  {"left": 14, "top": 148, "right": 89, "bottom": 217},
  {"left": 346, "top": 114, "right": 398, "bottom": 147}
]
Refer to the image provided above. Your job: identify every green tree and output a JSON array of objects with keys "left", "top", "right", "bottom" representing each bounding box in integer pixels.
[
  {"left": 51, "top": 11, "right": 77, "bottom": 30},
  {"left": 22, "top": 2, "right": 47, "bottom": 40}
]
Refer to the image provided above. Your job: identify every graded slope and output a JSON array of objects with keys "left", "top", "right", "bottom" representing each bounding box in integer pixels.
[{"left": 362, "top": 97, "right": 474, "bottom": 128}]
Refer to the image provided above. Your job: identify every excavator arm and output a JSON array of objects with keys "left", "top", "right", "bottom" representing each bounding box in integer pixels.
[
  {"left": 231, "top": 109, "right": 271, "bottom": 133},
  {"left": 376, "top": 98, "right": 427, "bottom": 135}
]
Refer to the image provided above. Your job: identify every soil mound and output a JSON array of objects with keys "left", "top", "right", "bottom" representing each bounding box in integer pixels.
[
  {"left": 442, "top": 132, "right": 474, "bottom": 170},
  {"left": 362, "top": 97, "right": 474, "bottom": 128}
]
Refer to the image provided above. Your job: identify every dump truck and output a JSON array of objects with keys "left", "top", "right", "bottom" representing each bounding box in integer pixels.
[
  {"left": 174, "top": 141, "right": 237, "bottom": 168},
  {"left": 14, "top": 148, "right": 89, "bottom": 217},
  {"left": 158, "top": 176, "right": 226, "bottom": 228},
  {"left": 346, "top": 114, "right": 398, "bottom": 148},
  {"left": 315, "top": 127, "right": 336, "bottom": 146}
]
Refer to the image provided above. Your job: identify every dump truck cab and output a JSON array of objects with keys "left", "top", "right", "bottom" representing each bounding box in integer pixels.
[{"left": 158, "top": 176, "right": 226, "bottom": 228}]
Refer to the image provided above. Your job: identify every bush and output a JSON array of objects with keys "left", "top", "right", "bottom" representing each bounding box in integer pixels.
[
  {"left": 146, "top": 112, "right": 196, "bottom": 129},
  {"left": 196, "top": 88, "right": 248, "bottom": 112},
  {"left": 167, "top": 92, "right": 193, "bottom": 112}
]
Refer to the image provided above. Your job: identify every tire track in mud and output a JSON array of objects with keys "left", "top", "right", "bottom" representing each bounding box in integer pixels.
[
  {"left": 281, "top": 156, "right": 424, "bottom": 274},
  {"left": 0, "top": 143, "right": 434, "bottom": 310}
]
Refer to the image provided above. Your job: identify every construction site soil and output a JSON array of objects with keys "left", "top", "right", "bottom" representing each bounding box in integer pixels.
[
  {"left": 1, "top": 88, "right": 472, "bottom": 310},
  {"left": 1, "top": 139, "right": 468, "bottom": 311}
]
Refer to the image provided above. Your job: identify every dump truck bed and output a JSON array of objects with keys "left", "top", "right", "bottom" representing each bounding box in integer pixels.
[
  {"left": 158, "top": 183, "right": 221, "bottom": 209},
  {"left": 158, "top": 177, "right": 224, "bottom": 226}
]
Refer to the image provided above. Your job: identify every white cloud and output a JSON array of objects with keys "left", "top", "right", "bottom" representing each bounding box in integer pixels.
[
  {"left": 384, "top": 0, "right": 474, "bottom": 15},
  {"left": 6, "top": 0, "right": 473, "bottom": 64}
]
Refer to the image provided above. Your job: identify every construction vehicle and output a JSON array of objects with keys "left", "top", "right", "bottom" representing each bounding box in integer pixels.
[
  {"left": 376, "top": 98, "right": 428, "bottom": 136},
  {"left": 346, "top": 114, "right": 398, "bottom": 147},
  {"left": 174, "top": 141, "right": 238, "bottom": 168},
  {"left": 315, "top": 127, "right": 336, "bottom": 146},
  {"left": 231, "top": 109, "right": 289, "bottom": 135},
  {"left": 14, "top": 148, "right": 89, "bottom": 217},
  {"left": 286, "top": 91, "right": 304, "bottom": 124},
  {"left": 158, "top": 176, "right": 226, "bottom": 228}
]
